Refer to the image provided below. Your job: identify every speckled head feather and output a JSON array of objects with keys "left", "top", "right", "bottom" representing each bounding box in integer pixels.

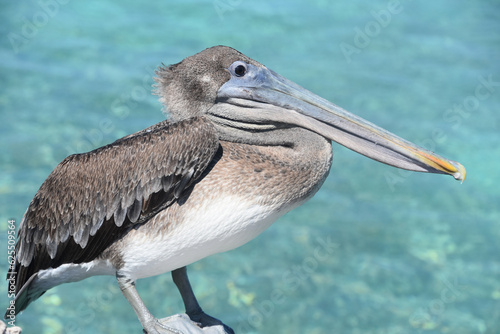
[{"left": 154, "top": 45, "right": 262, "bottom": 121}]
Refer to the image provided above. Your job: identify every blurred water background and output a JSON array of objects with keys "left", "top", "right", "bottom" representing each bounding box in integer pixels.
[{"left": 0, "top": 1, "right": 499, "bottom": 333}]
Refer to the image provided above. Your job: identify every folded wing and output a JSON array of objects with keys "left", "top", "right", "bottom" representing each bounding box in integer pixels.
[{"left": 8, "top": 116, "right": 219, "bottom": 313}]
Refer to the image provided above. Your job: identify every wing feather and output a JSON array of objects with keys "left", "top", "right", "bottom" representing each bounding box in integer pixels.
[{"left": 9, "top": 116, "right": 219, "bottom": 308}]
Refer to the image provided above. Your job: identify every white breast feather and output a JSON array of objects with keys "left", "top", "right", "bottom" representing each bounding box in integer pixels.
[{"left": 120, "top": 194, "right": 297, "bottom": 280}]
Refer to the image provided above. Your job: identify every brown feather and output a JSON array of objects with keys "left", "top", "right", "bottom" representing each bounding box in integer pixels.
[{"left": 8, "top": 116, "right": 219, "bottom": 312}]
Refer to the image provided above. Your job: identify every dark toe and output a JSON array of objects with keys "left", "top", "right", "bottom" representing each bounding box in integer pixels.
[{"left": 187, "top": 311, "right": 234, "bottom": 334}]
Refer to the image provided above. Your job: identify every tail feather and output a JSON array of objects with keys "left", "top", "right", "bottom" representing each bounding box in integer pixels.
[{"left": 4, "top": 273, "right": 46, "bottom": 318}]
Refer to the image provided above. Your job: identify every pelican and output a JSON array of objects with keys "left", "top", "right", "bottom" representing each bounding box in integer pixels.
[{"left": 6, "top": 46, "right": 465, "bottom": 333}]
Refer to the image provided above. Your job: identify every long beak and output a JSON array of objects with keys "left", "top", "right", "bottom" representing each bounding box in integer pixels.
[{"left": 217, "top": 64, "right": 466, "bottom": 182}]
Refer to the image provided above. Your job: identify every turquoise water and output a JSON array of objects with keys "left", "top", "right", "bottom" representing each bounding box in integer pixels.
[{"left": 1, "top": 0, "right": 499, "bottom": 333}]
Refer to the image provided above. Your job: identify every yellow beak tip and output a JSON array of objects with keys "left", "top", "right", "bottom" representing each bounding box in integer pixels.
[{"left": 451, "top": 162, "right": 467, "bottom": 183}]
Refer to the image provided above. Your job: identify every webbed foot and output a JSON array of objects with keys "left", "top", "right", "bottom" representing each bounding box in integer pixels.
[
  {"left": 187, "top": 310, "right": 235, "bottom": 334},
  {"left": 142, "top": 317, "right": 184, "bottom": 334}
]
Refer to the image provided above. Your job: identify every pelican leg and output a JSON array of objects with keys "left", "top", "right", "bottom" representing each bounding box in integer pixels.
[
  {"left": 117, "top": 273, "right": 182, "bottom": 334},
  {"left": 172, "top": 267, "right": 234, "bottom": 334}
]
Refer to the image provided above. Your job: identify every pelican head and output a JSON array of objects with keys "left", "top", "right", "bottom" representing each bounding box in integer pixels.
[{"left": 155, "top": 45, "right": 465, "bottom": 181}]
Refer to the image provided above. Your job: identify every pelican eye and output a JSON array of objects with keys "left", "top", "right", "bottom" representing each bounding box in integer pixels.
[{"left": 234, "top": 64, "right": 247, "bottom": 77}]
